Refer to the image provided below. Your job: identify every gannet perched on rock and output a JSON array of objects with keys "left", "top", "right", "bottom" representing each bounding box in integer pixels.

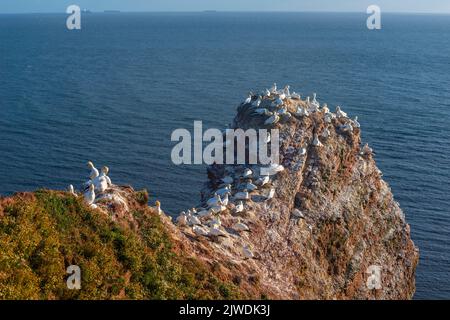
[
  {"left": 270, "top": 83, "right": 277, "bottom": 94},
  {"left": 292, "top": 209, "right": 305, "bottom": 219},
  {"left": 221, "top": 176, "right": 234, "bottom": 184},
  {"left": 291, "top": 92, "right": 301, "bottom": 99},
  {"left": 197, "top": 208, "right": 213, "bottom": 218},
  {"left": 68, "top": 184, "right": 77, "bottom": 197},
  {"left": 299, "top": 147, "right": 307, "bottom": 156},
  {"left": 242, "top": 168, "right": 253, "bottom": 178},
  {"left": 253, "top": 96, "right": 262, "bottom": 107},
  {"left": 94, "top": 166, "right": 112, "bottom": 193},
  {"left": 84, "top": 184, "right": 96, "bottom": 208},
  {"left": 340, "top": 123, "right": 353, "bottom": 133},
  {"left": 264, "top": 113, "right": 280, "bottom": 126},
  {"left": 244, "top": 180, "right": 258, "bottom": 192},
  {"left": 209, "top": 226, "right": 227, "bottom": 237},
  {"left": 235, "top": 189, "right": 250, "bottom": 200},
  {"left": 265, "top": 188, "right": 275, "bottom": 200},
  {"left": 216, "top": 184, "right": 232, "bottom": 197},
  {"left": 208, "top": 216, "right": 221, "bottom": 228},
  {"left": 234, "top": 201, "right": 244, "bottom": 213},
  {"left": 207, "top": 194, "right": 222, "bottom": 207},
  {"left": 295, "top": 106, "right": 309, "bottom": 117},
  {"left": 264, "top": 89, "right": 271, "bottom": 97},
  {"left": 233, "top": 218, "right": 250, "bottom": 232},
  {"left": 188, "top": 214, "right": 201, "bottom": 226},
  {"left": 221, "top": 193, "right": 229, "bottom": 206},
  {"left": 312, "top": 134, "right": 323, "bottom": 147},
  {"left": 322, "top": 103, "right": 330, "bottom": 114},
  {"left": 283, "top": 85, "right": 291, "bottom": 97},
  {"left": 242, "top": 245, "right": 254, "bottom": 259},
  {"left": 336, "top": 106, "right": 348, "bottom": 118},
  {"left": 176, "top": 212, "right": 188, "bottom": 226},
  {"left": 87, "top": 161, "right": 99, "bottom": 180},
  {"left": 361, "top": 143, "right": 374, "bottom": 156},
  {"left": 353, "top": 116, "right": 361, "bottom": 128},
  {"left": 263, "top": 163, "right": 285, "bottom": 175},
  {"left": 155, "top": 201, "right": 162, "bottom": 215},
  {"left": 244, "top": 93, "right": 252, "bottom": 104},
  {"left": 193, "top": 225, "right": 209, "bottom": 237},
  {"left": 256, "top": 175, "right": 270, "bottom": 186}
]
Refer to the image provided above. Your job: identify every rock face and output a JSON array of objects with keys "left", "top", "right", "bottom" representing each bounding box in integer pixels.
[
  {"left": 0, "top": 88, "right": 419, "bottom": 300},
  {"left": 168, "top": 89, "right": 419, "bottom": 299}
]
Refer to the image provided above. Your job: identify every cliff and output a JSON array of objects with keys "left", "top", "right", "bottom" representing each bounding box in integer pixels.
[{"left": 0, "top": 88, "right": 418, "bottom": 299}]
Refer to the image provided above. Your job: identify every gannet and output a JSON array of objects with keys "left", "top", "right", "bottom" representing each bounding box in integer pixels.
[
  {"left": 208, "top": 216, "right": 221, "bottom": 227},
  {"left": 233, "top": 218, "right": 250, "bottom": 232},
  {"left": 266, "top": 188, "right": 275, "bottom": 200},
  {"left": 353, "top": 116, "right": 360, "bottom": 128},
  {"left": 188, "top": 214, "right": 201, "bottom": 226},
  {"left": 244, "top": 93, "right": 252, "bottom": 104},
  {"left": 257, "top": 175, "right": 270, "bottom": 186},
  {"left": 177, "top": 213, "right": 188, "bottom": 226},
  {"left": 94, "top": 166, "right": 111, "bottom": 193},
  {"left": 321, "top": 128, "right": 331, "bottom": 139},
  {"left": 209, "top": 226, "right": 227, "bottom": 237},
  {"left": 336, "top": 106, "right": 348, "bottom": 118},
  {"left": 264, "top": 89, "right": 271, "bottom": 97},
  {"left": 340, "top": 123, "right": 353, "bottom": 132},
  {"left": 295, "top": 106, "right": 309, "bottom": 117},
  {"left": 361, "top": 143, "right": 373, "bottom": 156},
  {"left": 312, "top": 134, "right": 323, "bottom": 147},
  {"left": 235, "top": 190, "right": 250, "bottom": 200},
  {"left": 264, "top": 113, "right": 280, "bottom": 126},
  {"left": 221, "top": 176, "right": 234, "bottom": 184},
  {"left": 312, "top": 93, "right": 320, "bottom": 108},
  {"left": 84, "top": 184, "right": 96, "bottom": 206},
  {"left": 68, "top": 184, "right": 77, "bottom": 197},
  {"left": 216, "top": 184, "right": 232, "bottom": 197},
  {"left": 291, "top": 92, "right": 301, "bottom": 100},
  {"left": 270, "top": 83, "right": 277, "bottom": 93},
  {"left": 221, "top": 193, "right": 229, "bottom": 206},
  {"left": 244, "top": 180, "right": 258, "bottom": 192},
  {"left": 252, "top": 96, "right": 262, "bottom": 107},
  {"left": 322, "top": 104, "right": 330, "bottom": 114},
  {"left": 324, "top": 113, "right": 333, "bottom": 123},
  {"left": 283, "top": 85, "right": 291, "bottom": 97},
  {"left": 299, "top": 147, "right": 307, "bottom": 156},
  {"left": 197, "top": 208, "right": 212, "bottom": 218},
  {"left": 264, "top": 163, "right": 284, "bottom": 175},
  {"left": 242, "top": 245, "right": 254, "bottom": 259},
  {"left": 207, "top": 193, "right": 222, "bottom": 207},
  {"left": 210, "top": 204, "right": 226, "bottom": 214},
  {"left": 234, "top": 201, "right": 244, "bottom": 213},
  {"left": 155, "top": 201, "right": 162, "bottom": 215},
  {"left": 193, "top": 225, "right": 209, "bottom": 236},
  {"left": 292, "top": 209, "right": 305, "bottom": 219},
  {"left": 279, "top": 93, "right": 286, "bottom": 101},
  {"left": 87, "top": 161, "right": 99, "bottom": 180},
  {"left": 242, "top": 168, "right": 253, "bottom": 178}
]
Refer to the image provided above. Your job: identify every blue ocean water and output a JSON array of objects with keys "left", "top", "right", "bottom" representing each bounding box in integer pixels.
[{"left": 0, "top": 12, "right": 449, "bottom": 299}]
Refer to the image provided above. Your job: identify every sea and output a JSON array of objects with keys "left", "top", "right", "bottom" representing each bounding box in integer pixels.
[{"left": 0, "top": 12, "right": 449, "bottom": 299}]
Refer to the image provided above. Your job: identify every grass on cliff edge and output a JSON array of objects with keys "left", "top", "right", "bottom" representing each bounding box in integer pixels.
[{"left": 0, "top": 190, "right": 239, "bottom": 300}]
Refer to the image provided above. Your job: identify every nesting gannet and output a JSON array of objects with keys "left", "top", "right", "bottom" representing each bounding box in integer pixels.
[
  {"left": 242, "top": 168, "right": 253, "bottom": 178},
  {"left": 340, "top": 123, "right": 353, "bottom": 133},
  {"left": 209, "top": 226, "right": 227, "bottom": 237},
  {"left": 270, "top": 83, "right": 277, "bottom": 93},
  {"left": 221, "top": 193, "right": 229, "bottom": 206},
  {"left": 221, "top": 176, "right": 234, "bottom": 184},
  {"left": 353, "top": 116, "right": 361, "bottom": 128},
  {"left": 264, "top": 89, "right": 271, "bottom": 97},
  {"left": 257, "top": 175, "right": 270, "bottom": 187},
  {"left": 242, "top": 245, "right": 254, "bottom": 259},
  {"left": 291, "top": 92, "right": 301, "bottom": 100},
  {"left": 155, "top": 201, "right": 162, "bottom": 215},
  {"left": 208, "top": 216, "right": 221, "bottom": 228},
  {"left": 252, "top": 96, "right": 262, "bottom": 107},
  {"left": 264, "top": 163, "right": 285, "bottom": 175},
  {"left": 233, "top": 218, "right": 250, "bottom": 232},
  {"left": 295, "top": 106, "right": 309, "bottom": 117},
  {"left": 234, "top": 201, "right": 244, "bottom": 213},
  {"left": 207, "top": 193, "right": 222, "bottom": 207},
  {"left": 336, "top": 106, "right": 348, "bottom": 118},
  {"left": 324, "top": 113, "right": 333, "bottom": 123},
  {"left": 312, "top": 134, "right": 323, "bottom": 147},
  {"left": 94, "top": 166, "right": 112, "bottom": 193},
  {"left": 68, "top": 184, "right": 77, "bottom": 197},
  {"left": 188, "top": 214, "right": 201, "bottom": 226},
  {"left": 299, "top": 147, "right": 307, "bottom": 156},
  {"left": 176, "top": 213, "right": 188, "bottom": 226},
  {"left": 292, "top": 209, "right": 305, "bottom": 219},
  {"left": 87, "top": 161, "right": 99, "bottom": 180},
  {"left": 193, "top": 225, "right": 209, "bottom": 236},
  {"left": 244, "top": 180, "right": 258, "bottom": 192},
  {"left": 216, "top": 184, "right": 232, "bottom": 197},
  {"left": 283, "top": 85, "right": 291, "bottom": 97},
  {"left": 235, "top": 190, "right": 250, "bottom": 200},
  {"left": 244, "top": 93, "right": 252, "bottom": 104},
  {"left": 197, "top": 208, "right": 212, "bottom": 218},
  {"left": 84, "top": 184, "right": 96, "bottom": 206},
  {"left": 321, "top": 128, "right": 331, "bottom": 139},
  {"left": 264, "top": 113, "right": 280, "bottom": 126},
  {"left": 266, "top": 188, "right": 275, "bottom": 200},
  {"left": 322, "top": 104, "right": 330, "bottom": 114},
  {"left": 279, "top": 93, "right": 286, "bottom": 101},
  {"left": 361, "top": 143, "right": 373, "bottom": 156}
]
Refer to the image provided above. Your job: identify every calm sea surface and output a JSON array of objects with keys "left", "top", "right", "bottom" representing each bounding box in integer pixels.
[{"left": 0, "top": 12, "right": 449, "bottom": 299}]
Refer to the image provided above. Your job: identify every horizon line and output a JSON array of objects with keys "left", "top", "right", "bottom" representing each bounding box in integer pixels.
[{"left": 1, "top": 10, "right": 450, "bottom": 15}]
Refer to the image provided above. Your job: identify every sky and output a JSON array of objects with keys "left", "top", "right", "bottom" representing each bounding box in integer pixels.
[{"left": 0, "top": 0, "right": 450, "bottom": 14}]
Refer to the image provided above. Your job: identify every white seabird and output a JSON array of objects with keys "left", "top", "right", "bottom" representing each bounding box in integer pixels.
[
  {"left": 242, "top": 245, "right": 254, "bottom": 259},
  {"left": 312, "top": 134, "right": 323, "bottom": 147},
  {"left": 155, "top": 201, "right": 162, "bottom": 215},
  {"left": 233, "top": 218, "right": 250, "bottom": 232},
  {"left": 207, "top": 193, "right": 222, "bottom": 207},
  {"left": 340, "top": 123, "right": 353, "bottom": 133},
  {"left": 336, "top": 106, "right": 348, "bottom": 118},
  {"left": 94, "top": 166, "right": 112, "bottom": 193},
  {"left": 244, "top": 180, "right": 258, "bottom": 192},
  {"left": 234, "top": 201, "right": 244, "bottom": 213},
  {"left": 188, "top": 214, "right": 201, "bottom": 226},
  {"left": 235, "top": 189, "right": 250, "bottom": 200},
  {"left": 221, "top": 176, "right": 234, "bottom": 184},
  {"left": 361, "top": 143, "right": 373, "bottom": 156},
  {"left": 295, "top": 106, "right": 309, "bottom": 117},
  {"left": 266, "top": 188, "right": 275, "bottom": 200},
  {"left": 270, "top": 83, "right": 277, "bottom": 93},
  {"left": 84, "top": 184, "right": 96, "bottom": 207},
  {"left": 257, "top": 175, "right": 270, "bottom": 187},
  {"left": 176, "top": 212, "right": 188, "bottom": 226},
  {"left": 216, "top": 184, "right": 232, "bottom": 197},
  {"left": 221, "top": 193, "right": 229, "bottom": 206},
  {"left": 87, "top": 161, "right": 99, "bottom": 180},
  {"left": 242, "top": 168, "right": 253, "bottom": 178},
  {"left": 292, "top": 209, "right": 305, "bottom": 219},
  {"left": 264, "top": 113, "right": 280, "bottom": 126},
  {"left": 209, "top": 226, "right": 227, "bottom": 237},
  {"left": 244, "top": 93, "right": 252, "bottom": 104},
  {"left": 299, "top": 147, "right": 307, "bottom": 156},
  {"left": 68, "top": 184, "right": 77, "bottom": 197},
  {"left": 193, "top": 225, "right": 209, "bottom": 236},
  {"left": 353, "top": 116, "right": 361, "bottom": 128}
]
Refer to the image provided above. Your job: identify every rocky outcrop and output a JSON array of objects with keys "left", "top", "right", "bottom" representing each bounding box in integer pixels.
[{"left": 0, "top": 87, "right": 419, "bottom": 300}]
